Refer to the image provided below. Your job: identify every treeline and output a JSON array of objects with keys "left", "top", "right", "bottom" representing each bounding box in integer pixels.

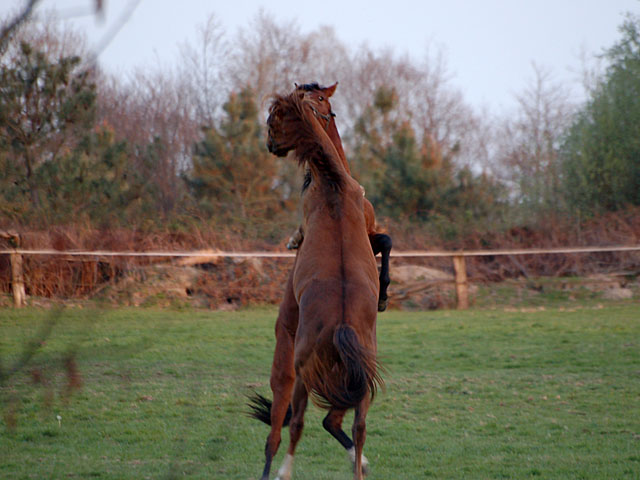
[{"left": 1, "top": 11, "right": 639, "bottom": 247}]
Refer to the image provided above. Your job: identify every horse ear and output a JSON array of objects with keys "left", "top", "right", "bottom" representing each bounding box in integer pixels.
[{"left": 324, "top": 82, "right": 338, "bottom": 98}]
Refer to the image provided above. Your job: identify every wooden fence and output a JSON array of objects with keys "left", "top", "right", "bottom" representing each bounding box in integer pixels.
[{"left": 2, "top": 243, "right": 640, "bottom": 309}]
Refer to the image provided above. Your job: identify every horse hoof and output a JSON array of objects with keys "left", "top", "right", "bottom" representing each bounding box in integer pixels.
[
  {"left": 348, "top": 448, "right": 370, "bottom": 476},
  {"left": 353, "top": 463, "right": 370, "bottom": 477},
  {"left": 378, "top": 298, "right": 388, "bottom": 312},
  {"left": 286, "top": 238, "right": 300, "bottom": 250},
  {"left": 359, "top": 458, "right": 370, "bottom": 476}
]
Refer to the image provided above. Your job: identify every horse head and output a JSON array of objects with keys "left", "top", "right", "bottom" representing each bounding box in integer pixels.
[{"left": 266, "top": 82, "right": 338, "bottom": 157}]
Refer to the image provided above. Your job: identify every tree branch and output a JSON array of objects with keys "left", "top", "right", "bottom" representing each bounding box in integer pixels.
[{"left": 0, "top": 0, "right": 41, "bottom": 52}]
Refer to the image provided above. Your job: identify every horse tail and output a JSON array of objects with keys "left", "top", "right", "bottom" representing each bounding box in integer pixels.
[
  {"left": 246, "top": 393, "right": 292, "bottom": 428},
  {"left": 304, "top": 324, "right": 382, "bottom": 411},
  {"left": 333, "top": 324, "right": 382, "bottom": 408}
]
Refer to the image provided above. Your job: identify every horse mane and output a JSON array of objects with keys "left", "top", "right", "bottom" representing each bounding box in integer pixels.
[{"left": 296, "top": 82, "right": 323, "bottom": 92}]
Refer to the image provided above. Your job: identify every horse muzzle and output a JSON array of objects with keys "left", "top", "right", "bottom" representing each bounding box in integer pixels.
[{"left": 267, "top": 135, "right": 289, "bottom": 157}]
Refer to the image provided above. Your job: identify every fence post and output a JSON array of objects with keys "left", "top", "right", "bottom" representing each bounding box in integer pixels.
[
  {"left": 10, "top": 251, "right": 25, "bottom": 308},
  {"left": 2, "top": 231, "right": 25, "bottom": 308},
  {"left": 452, "top": 255, "right": 468, "bottom": 310}
]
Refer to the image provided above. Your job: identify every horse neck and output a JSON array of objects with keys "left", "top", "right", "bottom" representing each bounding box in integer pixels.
[
  {"left": 326, "top": 119, "right": 351, "bottom": 175},
  {"left": 296, "top": 109, "right": 350, "bottom": 192},
  {"left": 288, "top": 96, "right": 351, "bottom": 192}
]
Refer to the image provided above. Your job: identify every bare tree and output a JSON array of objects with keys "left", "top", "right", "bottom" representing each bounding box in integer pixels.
[
  {"left": 179, "top": 14, "right": 230, "bottom": 127},
  {"left": 1, "top": 0, "right": 103, "bottom": 52},
  {"left": 338, "top": 47, "right": 412, "bottom": 135},
  {"left": 230, "top": 11, "right": 304, "bottom": 102},
  {"left": 96, "top": 65, "right": 199, "bottom": 217},
  {"left": 405, "top": 48, "right": 477, "bottom": 165},
  {"left": 492, "top": 64, "right": 575, "bottom": 215},
  {"left": 337, "top": 43, "right": 478, "bottom": 171},
  {"left": 230, "top": 12, "right": 350, "bottom": 108},
  {"left": 1, "top": 8, "right": 89, "bottom": 64}
]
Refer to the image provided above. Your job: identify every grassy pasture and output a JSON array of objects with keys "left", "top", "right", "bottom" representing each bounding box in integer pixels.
[{"left": 1, "top": 304, "right": 639, "bottom": 479}]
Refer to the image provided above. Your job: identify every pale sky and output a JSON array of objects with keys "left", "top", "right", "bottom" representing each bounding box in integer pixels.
[{"left": 2, "top": 0, "right": 639, "bottom": 112}]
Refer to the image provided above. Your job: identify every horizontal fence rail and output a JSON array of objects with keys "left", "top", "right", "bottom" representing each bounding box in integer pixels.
[
  {"left": 3, "top": 245, "right": 640, "bottom": 258},
  {"left": 2, "top": 245, "right": 639, "bottom": 309},
  {"left": 1, "top": 249, "right": 297, "bottom": 258}
]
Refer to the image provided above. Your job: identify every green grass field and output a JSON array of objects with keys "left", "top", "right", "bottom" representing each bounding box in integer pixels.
[{"left": 1, "top": 304, "right": 639, "bottom": 479}]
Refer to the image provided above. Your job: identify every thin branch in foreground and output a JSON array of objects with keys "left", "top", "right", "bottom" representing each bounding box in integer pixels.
[{"left": 0, "top": 0, "right": 41, "bottom": 52}]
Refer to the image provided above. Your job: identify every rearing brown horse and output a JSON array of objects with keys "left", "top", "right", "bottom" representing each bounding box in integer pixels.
[
  {"left": 269, "top": 82, "right": 392, "bottom": 313},
  {"left": 250, "top": 87, "right": 383, "bottom": 480}
]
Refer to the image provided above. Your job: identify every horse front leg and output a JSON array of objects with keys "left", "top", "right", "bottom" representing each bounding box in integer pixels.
[{"left": 369, "top": 233, "right": 392, "bottom": 311}]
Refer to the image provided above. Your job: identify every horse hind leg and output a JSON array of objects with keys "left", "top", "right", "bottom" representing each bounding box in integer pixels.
[
  {"left": 352, "top": 396, "right": 372, "bottom": 480},
  {"left": 322, "top": 408, "right": 370, "bottom": 476},
  {"left": 259, "top": 362, "right": 295, "bottom": 480},
  {"left": 257, "top": 280, "right": 298, "bottom": 480},
  {"left": 259, "top": 381, "right": 293, "bottom": 480},
  {"left": 370, "top": 233, "right": 392, "bottom": 312},
  {"left": 275, "top": 377, "right": 309, "bottom": 480}
]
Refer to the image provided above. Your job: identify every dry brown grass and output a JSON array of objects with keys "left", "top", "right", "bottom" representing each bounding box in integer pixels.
[{"left": 1, "top": 209, "right": 639, "bottom": 308}]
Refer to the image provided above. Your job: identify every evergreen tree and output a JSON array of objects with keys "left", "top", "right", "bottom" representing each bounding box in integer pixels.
[
  {"left": 351, "top": 85, "right": 508, "bottom": 235},
  {"left": 187, "top": 88, "right": 281, "bottom": 224},
  {"left": 34, "top": 126, "right": 159, "bottom": 225},
  {"left": 0, "top": 40, "right": 95, "bottom": 221},
  {"left": 561, "top": 14, "right": 640, "bottom": 214},
  {"left": 351, "top": 86, "right": 452, "bottom": 221}
]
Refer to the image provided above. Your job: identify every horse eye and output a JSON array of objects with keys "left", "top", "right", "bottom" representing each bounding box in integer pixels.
[{"left": 318, "top": 96, "right": 324, "bottom": 101}]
